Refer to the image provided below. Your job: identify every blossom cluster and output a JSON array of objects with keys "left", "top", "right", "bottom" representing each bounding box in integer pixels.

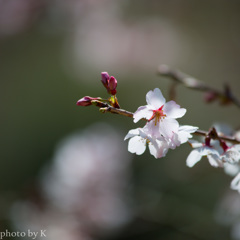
[
  {"left": 77, "top": 71, "right": 240, "bottom": 194},
  {"left": 186, "top": 125, "right": 240, "bottom": 194},
  {"left": 124, "top": 88, "right": 198, "bottom": 158}
]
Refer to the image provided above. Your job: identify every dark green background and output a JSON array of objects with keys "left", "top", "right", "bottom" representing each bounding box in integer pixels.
[{"left": 1, "top": 1, "right": 240, "bottom": 239}]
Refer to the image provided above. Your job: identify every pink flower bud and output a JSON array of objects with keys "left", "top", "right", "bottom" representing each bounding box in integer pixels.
[
  {"left": 101, "top": 72, "right": 118, "bottom": 95},
  {"left": 108, "top": 76, "right": 117, "bottom": 95},
  {"left": 76, "top": 96, "right": 100, "bottom": 106},
  {"left": 101, "top": 72, "right": 109, "bottom": 86}
]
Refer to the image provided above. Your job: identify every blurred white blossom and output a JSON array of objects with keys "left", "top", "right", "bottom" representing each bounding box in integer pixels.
[
  {"left": 216, "top": 190, "right": 240, "bottom": 240},
  {"left": 0, "top": 0, "right": 45, "bottom": 36},
  {"left": 11, "top": 123, "right": 132, "bottom": 240},
  {"left": 62, "top": 1, "right": 185, "bottom": 79}
]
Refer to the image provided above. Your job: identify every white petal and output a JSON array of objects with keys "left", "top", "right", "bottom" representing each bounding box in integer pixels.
[
  {"left": 146, "top": 88, "right": 165, "bottom": 109},
  {"left": 128, "top": 136, "right": 146, "bottom": 155},
  {"left": 213, "top": 123, "right": 233, "bottom": 136},
  {"left": 149, "top": 139, "right": 169, "bottom": 158},
  {"left": 207, "top": 154, "right": 223, "bottom": 168},
  {"left": 138, "top": 128, "right": 150, "bottom": 139},
  {"left": 148, "top": 143, "right": 158, "bottom": 158},
  {"left": 222, "top": 148, "right": 240, "bottom": 164},
  {"left": 179, "top": 125, "right": 198, "bottom": 133},
  {"left": 176, "top": 126, "right": 198, "bottom": 144},
  {"left": 198, "top": 146, "right": 219, "bottom": 156},
  {"left": 159, "top": 118, "right": 179, "bottom": 138},
  {"left": 232, "top": 144, "right": 240, "bottom": 151},
  {"left": 177, "top": 131, "right": 191, "bottom": 144},
  {"left": 231, "top": 172, "right": 240, "bottom": 191},
  {"left": 124, "top": 128, "right": 140, "bottom": 140},
  {"left": 186, "top": 149, "right": 202, "bottom": 167},
  {"left": 188, "top": 140, "right": 203, "bottom": 148},
  {"left": 143, "top": 121, "right": 161, "bottom": 138},
  {"left": 224, "top": 163, "right": 240, "bottom": 177},
  {"left": 168, "top": 132, "right": 181, "bottom": 149},
  {"left": 133, "top": 106, "right": 153, "bottom": 123},
  {"left": 163, "top": 100, "right": 186, "bottom": 119}
]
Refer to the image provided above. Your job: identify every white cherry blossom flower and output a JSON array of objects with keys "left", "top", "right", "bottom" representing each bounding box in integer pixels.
[
  {"left": 186, "top": 140, "right": 223, "bottom": 168},
  {"left": 168, "top": 125, "right": 199, "bottom": 149},
  {"left": 133, "top": 88, "right": 186, "bottom": 139},
  {"left": 222, "top": 145, "right": 240, "bottom": 164},
  {"left": 126, "top": 88, "right": 198, "bottom": 159},
  {"left": 187, "top": 141, "right": 240, "bottom": 168},
  {"left": 125, "top": 125, "right": 198, "bottom": 159},
  {"left": 124, "top": 128, "right": 169, "bottom": 159}
]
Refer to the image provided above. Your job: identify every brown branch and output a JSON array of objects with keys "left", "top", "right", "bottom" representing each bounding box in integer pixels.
[
  {"left": 98, "top": 104, "right": 240, "bottom": 145},
  {"left": 157, "top": 65, "right": 240, "bottom": 108},
  {"left": 95, "top": 103, "right": 240, "bottom": 144},
  {"left": 194, "top": 128, "right": 240, "bottom": 145},
  {"left": 99, "top": 106, "right": 133, "bottom": 118}
]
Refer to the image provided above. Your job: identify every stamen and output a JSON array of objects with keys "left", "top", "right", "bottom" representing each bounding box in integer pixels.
[{"left": 148, "top": 105, "right": 166, "bottom": 125}]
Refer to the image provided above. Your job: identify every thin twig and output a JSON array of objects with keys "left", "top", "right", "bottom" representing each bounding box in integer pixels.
[
  {"left": 100, "top": 106, "right": 133, "bottom": 118},
  {"left": 157, "top": 65, "right": 240, "bottom": 108},
  {"left": 98, "top": 104, "right": 240, "bottom": 145}
]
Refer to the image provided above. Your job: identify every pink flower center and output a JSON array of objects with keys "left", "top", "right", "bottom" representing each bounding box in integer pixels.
[{"left": 149, "top": 105, "right": 166, "bottom": 125}]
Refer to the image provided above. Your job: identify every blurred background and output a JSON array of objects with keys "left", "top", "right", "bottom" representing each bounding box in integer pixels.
[{"left": 1, "top": 0, "right": 240, "bottom": 239}]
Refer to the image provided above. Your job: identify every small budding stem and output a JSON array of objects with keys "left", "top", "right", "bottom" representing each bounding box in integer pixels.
[{"left": 99, "top": 106, "right": 133, "bottom": 117}]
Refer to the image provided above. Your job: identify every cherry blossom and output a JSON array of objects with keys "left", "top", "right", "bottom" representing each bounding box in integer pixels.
[
  {"left": 167, "top": 125, "right": 199, "bottom": 149},
  {"left": 186, "top": 140, "right": 240, "bottom": 168},
  {"left": 125, "top": 88, "right": 197, "bottom": 159},
  {"left": 124, "top": 128, "right": 169, "bottom": 159},
  {"left": 133, "top": 88, "right": 186, "bottom": 139},
  {"left": 222, "top": 145, "right": 240, "bottom": 164},
  {"left": 186, "top": 140, "right": 223, "bottom": 168},
  {"left": 125, "top": 125, "right": 198, "bottom": 159}
]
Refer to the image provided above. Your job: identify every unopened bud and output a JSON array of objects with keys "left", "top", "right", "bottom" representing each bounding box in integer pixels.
[
  {"left": 101, "top": 72, "right": 118, "bottom": 95},
  {"left": 108, "top": 76, "right": 117, "bottom": 95},
  {"left": 76, "top": 96, "right": 101, "bottom": 106},
  {"left": 101, "top": 72, "right": 109, "bottom": 87}
]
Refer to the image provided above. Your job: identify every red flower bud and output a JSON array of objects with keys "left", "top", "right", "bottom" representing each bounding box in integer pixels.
[
  {"left": 76, "top": 96, "right": 100, "bottom": 106},
  {"left": 101, "top": 72, "right": 118, "bottom": 95},
  {"left": 108, "top": 76, "right": 117, "bottom": 95},
  {"left": 101, "top": 72, "right": 109, "bottom": 87}
]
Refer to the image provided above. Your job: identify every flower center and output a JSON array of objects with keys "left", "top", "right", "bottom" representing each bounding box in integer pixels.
[{"left": 149, "top": 105, "right": 166, "bottom": 125}]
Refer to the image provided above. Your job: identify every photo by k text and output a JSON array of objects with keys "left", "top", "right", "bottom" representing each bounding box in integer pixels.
[{"left": 0, "top": 229, "right": 46, "bottom": 239}]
